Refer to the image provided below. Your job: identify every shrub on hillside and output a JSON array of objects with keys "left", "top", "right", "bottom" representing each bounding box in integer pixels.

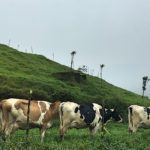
[
  {"left": 51, "top": 89, "right": 75, "bottom": 101},
  {"left": 0, "top": 86, "right": 50, "bottom": 101},
  {"left": 0, "top": 86, "right": 21, "bottom": 100},
  {"left": 31, "top": 89, "right": 50, "bottom": 101}
]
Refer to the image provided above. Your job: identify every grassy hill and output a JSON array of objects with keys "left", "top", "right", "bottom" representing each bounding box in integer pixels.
[{"left": 0, "top": 44, "right": 149, "bottom": 120}]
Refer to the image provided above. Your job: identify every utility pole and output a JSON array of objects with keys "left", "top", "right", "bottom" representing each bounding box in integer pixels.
[
  {"left": 100, "top": 64, "right": 105, "bottom": 133},
  {"left": 100, "top": 64, "right": 105, "bottom": 87},
  {"left": 70, "top": 51, "right": 76, "bottom": 70},
  {"left": 142, "top": 76, "right": 149, "bottom": 98}
]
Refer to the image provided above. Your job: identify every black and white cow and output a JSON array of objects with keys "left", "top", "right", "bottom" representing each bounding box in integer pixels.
[
  {"left": 103, "top": 108, "right": 123, "bottom": 124},
  {"left": 128, "top": 105, "right": 150, "bottom": 133},
  {"left": 59, "top": 102, "right": 122, "bottom": 139},
  {"left": 59, "top": 102, "right": 102, "bottom": 140}
]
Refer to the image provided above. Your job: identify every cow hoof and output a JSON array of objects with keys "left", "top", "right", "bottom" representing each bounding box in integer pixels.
[{"left": 59, "top": 135, "right": 64, "bottom": 141}]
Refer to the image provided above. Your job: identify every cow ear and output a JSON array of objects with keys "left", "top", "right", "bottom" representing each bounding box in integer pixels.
[
  {"left": 113, "top": 107, "right": 117, "bottom": 112},
  {"left": 50, "top": 103, "right": 55, "bottom": 109},
  {"left": 50, "top": 101, "right": 61, "bottom": 109}
]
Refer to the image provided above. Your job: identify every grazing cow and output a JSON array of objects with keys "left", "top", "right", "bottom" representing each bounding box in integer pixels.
[
  {"left": 59, "top": 102, "right": 103, "bottom": 140},
  {"left": 0, "top": 98, "right": 60, "bottom": 142},
  {"left": 128, "top": 105, "right": 150, "bottom": 133},
  {"left": 59, "top": 102, "right": 123, "bottom": 139},
  {"left": 101, "top": 108, "right": 123, "bottom": 134},
  {"left": 103, "top": 108, "right": 123, "bottom": 124}
]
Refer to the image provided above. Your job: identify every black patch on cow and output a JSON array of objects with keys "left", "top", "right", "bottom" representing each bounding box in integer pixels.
[
  {"left": 78, "top": 103, "right": 96, "bottom": 125},
  {"left": 111, "top": 109, "right": 122, "bottom": 122},
  {"left": 129, "top": 107, "right": 133, "bottom": 116},
  {"left": 146, "top": 107, "right": 150, "bottom": 120},
  {"left": 103, "top": 109, "right": 122, "bottom": 123},
  {"left": 103, "top": 109, "right": 111, "bottom": 123},
  {"left": 98, "top": 117, "right": 101, "bottom": 123},
  {"left": 100, "top": 108, "right": 103, "bottom": 116},
  {"left": 80, "top": 115, "right": 83, "bottom": 119},
  {"left": 75, "top": 107, "right": 79, "bottom": 113}
]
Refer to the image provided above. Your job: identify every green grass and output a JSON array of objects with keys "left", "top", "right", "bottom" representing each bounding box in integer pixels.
[{"left": 0, "top": 123, "right": 150, "bottom": 150}]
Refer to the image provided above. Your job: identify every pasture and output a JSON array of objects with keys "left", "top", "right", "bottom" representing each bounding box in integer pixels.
[
  {"left": 0, "top": 122, "right": 150, "bottom": 150},
  {"left": 0, "top": 44, "right": 150, "bottom": 150}
]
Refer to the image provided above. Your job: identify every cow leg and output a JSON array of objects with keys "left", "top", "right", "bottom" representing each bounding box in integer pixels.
[
  {"left": 1, "top": 108, "right": 9, "bottom": 136},
  {"left": 128, "top": 126, "right": 136, "bottom": 133},
  {"left": 132, "top": 124, "right": 138, "bottom": 133},
  {"left": 41, "top": 129, "right": 46, "bottom": 143},
  {"left": 39, "top": 125, "right": 48, "bottom": 142},
  {"left": 1, "top": 112, "right": 12, "bottom": 140},
  {"left": 3, "top": 120, "right": 20, "bottom": 140},
  {"left": 59, "top": 124, "right": 70, "bottom": 140},
  {"left": 39, "top": 122, "right": 52, "bottom": 142},
  {"left": 59, "top": 126, "right": 65, "bottom": 140},
  {"left": 3, "top": 122, "right": 14, "bottom": 140},
  {"left": 0, "top": 121, "right": 6, "bottom": 140},
  {"left": 129, "top": 117, "right": 140, "bottom": 133},
  {"left": 89, "top": 124, "right": 99, "bottom": 136},
  {"left": 3, "top": 116, "right": 17, "bottom": 140},
  {"left": 11, "top": 122, "right": 19, "bottom": 134}
]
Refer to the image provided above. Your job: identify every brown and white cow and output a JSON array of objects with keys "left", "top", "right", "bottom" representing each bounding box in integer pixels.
[
  {"left": 128, "top": 105, "right": 150, "bottom": 133},
  {"left": 0, "top": 98, "right": 60, "bottom": 142}
]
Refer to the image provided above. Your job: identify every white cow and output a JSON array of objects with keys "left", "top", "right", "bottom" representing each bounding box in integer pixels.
[{"left": 128, "top": 105, "right": 150, "bottom": 133}]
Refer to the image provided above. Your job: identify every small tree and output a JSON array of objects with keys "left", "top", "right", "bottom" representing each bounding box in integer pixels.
[
  {"left": 78, "top": 65, "right": 87, "bottom": 73},
  {"left": 70, "top": 51, "right": 76, "bottom": 69}
]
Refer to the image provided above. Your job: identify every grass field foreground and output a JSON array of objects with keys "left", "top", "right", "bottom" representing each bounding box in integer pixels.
[{"left": 0, "top": 123, "right": 150, "bottom": 150}]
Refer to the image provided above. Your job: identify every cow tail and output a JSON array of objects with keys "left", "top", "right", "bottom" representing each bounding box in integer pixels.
[
  {"left": 59, "top": 103, "right": 63, "bottom": 127},
  {"left": 128, "top": 106, "right": 133, "bottom": 129}
]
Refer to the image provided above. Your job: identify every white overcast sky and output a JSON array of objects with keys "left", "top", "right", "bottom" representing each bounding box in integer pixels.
[{"left": 0, "top": 0, "right": 150, "bottom": 96}]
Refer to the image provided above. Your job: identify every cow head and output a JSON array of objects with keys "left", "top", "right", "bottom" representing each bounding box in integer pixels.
[{"left": 103, "top": 108, "right": 123, "bottom": 124}]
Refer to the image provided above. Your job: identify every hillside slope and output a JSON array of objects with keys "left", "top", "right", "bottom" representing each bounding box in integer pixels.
[{"left": 0, "top": 44, "right": 149, "bottom": 118}]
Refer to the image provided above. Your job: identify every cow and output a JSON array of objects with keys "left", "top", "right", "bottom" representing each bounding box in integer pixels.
[
  {"left": 128, "top": 105, "right": 150, "bottom": 133},
  {"left": 59, "top": 102, "right": 102, "bottom": 140},
  {"left": 100, "top": 107, "right": 123, "bottom": 134},
  {"left": 103, "top": 108, "right": 123, "bottom": 124},
  {"left": 59, "top": 102, "right": 123, "bottom": 140},
  {"left": 0, "top": 98, "right": 60, "bottom": 142}
]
